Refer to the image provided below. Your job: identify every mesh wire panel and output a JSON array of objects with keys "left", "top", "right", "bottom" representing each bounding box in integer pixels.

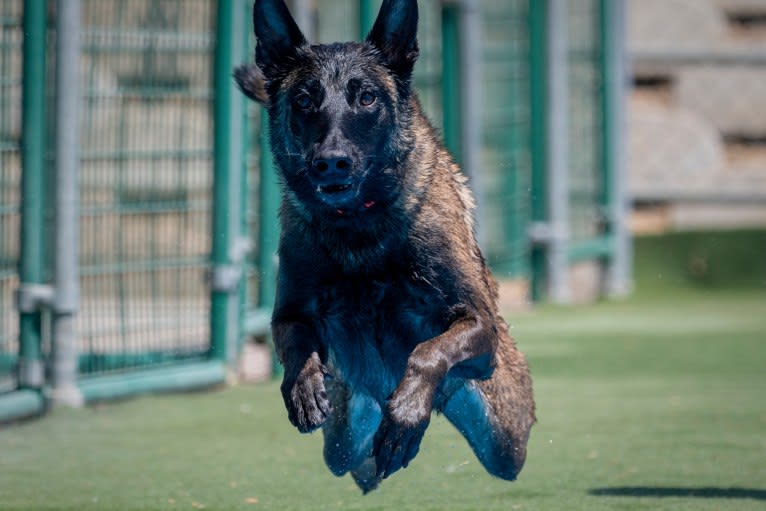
[
  {"left": 0, "top": 0, "right": 22, "bottom": 391},
  {"left": 243, "top": 112, "right": 263, "bottom": 318},
  {"left": 567, "top": 0, "right": 604, "bottom": 243},
  {"left": 243, "top": 0, "right": 268, "bottom": 322},
  {"left": 482, "top": 0, "right": 531, "bottom": 277},
  {"left": 78, "top": 0, "right": 214, "bottom": 375},
  {"left": 412, "top": 0, "right": 442, "bottom": 123}
]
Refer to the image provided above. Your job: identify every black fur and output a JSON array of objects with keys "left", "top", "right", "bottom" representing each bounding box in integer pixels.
[{"left": 236, "top": 0, "right": 535, "bottom": 493}]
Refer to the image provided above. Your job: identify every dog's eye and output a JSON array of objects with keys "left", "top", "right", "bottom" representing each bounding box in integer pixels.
[
  {"left": 295, "top": 93, "right": 312, "bottom": 110},
  {"left": 359, "top": 91, "right": 376, "bottom": 107}
]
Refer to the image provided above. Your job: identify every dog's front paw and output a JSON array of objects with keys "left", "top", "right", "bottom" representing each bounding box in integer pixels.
[
  {"left": 372, "top": 391, "right": 431, "bottom": 479},
  {"left": 280, "top": 352, "right": 331, "bottom": 433},
  {"left": 372, "top": 414, "right": 429, "bottom": 479}
]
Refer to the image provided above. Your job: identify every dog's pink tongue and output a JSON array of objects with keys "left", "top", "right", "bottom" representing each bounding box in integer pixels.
[{"left": 336, "top": 202, "right": 374, "bottom": 215}]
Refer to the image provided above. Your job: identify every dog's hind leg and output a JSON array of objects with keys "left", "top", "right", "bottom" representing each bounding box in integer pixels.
[
  {"left": 439, "top": 345, "right": 535, "bottom": 481},
  {"left": 322, "top": 380, "right": 383, "bottom": 491}
]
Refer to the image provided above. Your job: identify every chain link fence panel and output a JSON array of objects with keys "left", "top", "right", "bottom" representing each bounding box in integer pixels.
[
  {"left": 77, "top": 0, "right": 215, "bottom": 376},
  {"left": 0, "top": 0, "right": 22, "bottom": 392}
]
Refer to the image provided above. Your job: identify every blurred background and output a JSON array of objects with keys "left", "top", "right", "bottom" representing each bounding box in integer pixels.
[{"left": 0, "top": 0, "right": 764, "bottom": 422}]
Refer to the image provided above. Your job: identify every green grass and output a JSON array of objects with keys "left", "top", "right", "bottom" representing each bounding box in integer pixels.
[
  {"left": 1, "top": 231, "right": 765, "bottom": 510},
  {"left": 632, "top": 229, "right": 766, "bottom": 293}
]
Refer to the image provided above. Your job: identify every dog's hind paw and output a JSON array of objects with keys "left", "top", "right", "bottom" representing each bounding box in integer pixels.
[{"left": 351, "top": 457, "right": 382, "bottom": 494}]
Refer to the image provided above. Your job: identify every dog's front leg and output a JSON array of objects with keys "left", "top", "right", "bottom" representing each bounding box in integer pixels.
[
  {"left": 373, "top": 312, "right": 497, "bottom": 477},
  {"left": 273, "top": 320, "right": 332, "bottom": 433}
]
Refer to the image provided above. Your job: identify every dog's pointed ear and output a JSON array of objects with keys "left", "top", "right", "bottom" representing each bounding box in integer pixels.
[
  {"left": 253, "top": 0, "right": 307, "bottom": 76},
  {"left": 366, "top": 0, "right": 419, "bottom": 76},
  {"left": 234, "top": 64, "right": 269, "bottom": 105}
]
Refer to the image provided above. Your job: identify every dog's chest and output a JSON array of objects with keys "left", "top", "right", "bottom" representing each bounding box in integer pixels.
[{"left": 312, "top": 274, "right": 447, "bottom": 400}]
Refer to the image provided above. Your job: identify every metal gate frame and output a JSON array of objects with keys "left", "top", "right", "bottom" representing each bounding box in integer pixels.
[
  {"left": 1, "top": 0, "right": 251, "bottom": 422},
  {"left": 0, "top": 0, "right": 47, "bottom": 422},
  {"left": 528, "top": 0, "right": 631, "bottom": 303},
  {"left": 1, "top": 0, "right": 631, "bottom": 423}
]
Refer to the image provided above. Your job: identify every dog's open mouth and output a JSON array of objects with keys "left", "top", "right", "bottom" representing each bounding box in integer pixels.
[{"left": 319, "top": 183, "right": 352, "bottom": 194}]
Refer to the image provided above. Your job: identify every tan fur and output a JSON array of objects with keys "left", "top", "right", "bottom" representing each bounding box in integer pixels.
[{"left": 406, "top": 100, "right": 536, "bottom": 450}]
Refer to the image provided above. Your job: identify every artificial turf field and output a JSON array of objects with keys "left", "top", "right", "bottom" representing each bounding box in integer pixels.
[{"left": 1, "top": 231, "right": 765, "bottom": 510}]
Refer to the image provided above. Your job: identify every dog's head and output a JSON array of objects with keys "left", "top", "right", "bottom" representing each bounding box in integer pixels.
[{"left": 236, "top": 0, "right": 419, "bottom": 222}]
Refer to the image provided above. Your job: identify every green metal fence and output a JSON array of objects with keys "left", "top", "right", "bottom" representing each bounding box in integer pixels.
[
  {"left": 567, "top": 0, "right": 606, "bottom": 260},
  {"left": 481, "top": 0, "right": 532, "bottom": 278},
  {"left": 1, "top": 0, "right": 47, "bottom": 419},
  {"left": 1, "top": 0, "right": 239, "bottom": 419},
  {"left": 0, "top": 0, "right": 22, "bottom": 394},
  {"left": 309, "top": 0, "right": 624, "bottom": 292},
  {"left": 0, "top": 0, "right": 628, "bottom": 422},
  {"left": 78, "top": 0, "right": 214, "bottom": 377},
  {"left": 564, "top": 0, "right": 629, "bottom": 289},
  {"left": 527, "top": 0, "right": 629, "bottom": 300}
]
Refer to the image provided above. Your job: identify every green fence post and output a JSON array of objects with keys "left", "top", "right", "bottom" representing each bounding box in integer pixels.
[
  {"left": 239, "top": 0, "right": 253, "bottom": 352},
  {"left": 257, "top": 109, "right": 281, "bottom": 376},
  {"left": 502, "top": 51, "right": 526, "bottom": 279},
  {"left": 544, "top": 0, "right": 571, "bottom": 304},
  {"left": 598, "top": 0, "right": 611, "bottom": 241},
  {"left": 50, "top": 0, "right": 83, "bottom": 406},
  {"left": 17, "top": 0, "right": 48, "bottom": 390},
  {"left": 458, "top": 0, "right": 486, "bottom": 248},
  {"left": 528, "top": 0, "right": 547, "bottom": 301},
  {"left": 211, "top": 0, "right": 244, "bottom": 366},
  {"left": 441, "top": 1, "right": 461, "bottom": 165},
  {"left": 359, "top": 0, "right": 376, "bottom": 39},
  {"left": 599, "top": 0, "right": 631, "bottom": 296},
  {"left": 528, "top": 0, "right": 572, "bottom": 304},
  {"left": 291, "top": 0, "right": 315, "bottom": 40}
]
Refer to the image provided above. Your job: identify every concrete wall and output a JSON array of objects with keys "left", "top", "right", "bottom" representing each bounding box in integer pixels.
[{"left": 627, "top": 0, "right": 766, "bottom": 230}]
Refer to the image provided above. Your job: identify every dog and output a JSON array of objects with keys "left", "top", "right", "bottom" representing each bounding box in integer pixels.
[{"left": 235, "top": 0, "right": 535, "bottom": 493}]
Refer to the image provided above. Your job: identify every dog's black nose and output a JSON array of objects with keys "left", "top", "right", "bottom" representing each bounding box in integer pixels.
[{"left": 311, "top": 154, "right": 352, "bottom": 174}]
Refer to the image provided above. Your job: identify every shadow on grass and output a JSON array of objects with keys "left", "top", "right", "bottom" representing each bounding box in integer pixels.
[{"left": 589, "top": 487, "right": 766, "bottom": 501}]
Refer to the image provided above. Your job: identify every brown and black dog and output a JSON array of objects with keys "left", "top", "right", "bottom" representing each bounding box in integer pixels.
[{"left": 235, "top": 0, "right": 535, "bottom": 493}]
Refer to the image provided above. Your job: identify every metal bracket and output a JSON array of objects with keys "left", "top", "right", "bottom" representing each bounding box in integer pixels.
[
  {"left": 14, "top": 283, "right": 55, "bottom": 314},
  {"left": 231, "top": 236, "right": 253, "bottom": 264},
  {"left": 208, "top": 264, "right": 242, "bottom": 293},
  {"left": 207, "top": 236, "right": 253, "bottom": 293},
  {"left": 17, "top": 357, "right": 45, "bottom": 388},
  {"left": 528, "top": 222, "right": 570, "bottom": 245}
]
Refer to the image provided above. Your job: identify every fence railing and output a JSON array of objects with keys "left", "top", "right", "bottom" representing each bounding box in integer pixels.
[{"left": 0, "top": 0, "right": 629, "bottom": 423}]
